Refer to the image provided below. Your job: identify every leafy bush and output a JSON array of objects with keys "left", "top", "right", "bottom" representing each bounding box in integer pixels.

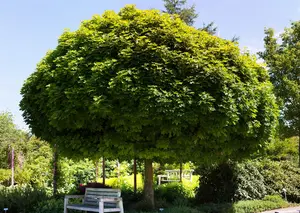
[
  {"left": 155, "top": 182, "right": 193, "bottom": 204},
  {"left": 231, "top": 195, "right": 288, "bottom": 213},
  {"left": 0, "top": 169, "right": 11, "bottom": 186},
  {"left": 265, "top": 137, "right": 298, "bottom": 162},
  {"left": 105, "top": 174, "right": 144, "bottom": 190},
  {"left": 197, "top": 203, "right": 232, "bottom": 213},
  {"left": 196, "top": 161, "right": 266, "bottom": 203},
  {"left": 161, "top": 206, "right": 204, "bottom": 213},
  {"left": 256, "top": 159, "right": 300, "bottom": 203},
  {"left": 0, "top": 186, "right": 48, "bottom": 213},
  {"left": 233, "top": 162, "right": 266, "bottom": 201},
  {"left": 196, "top": 195, "right": 288, "bottom": 213},
  {"left": 196, "top": 163, "right": 235, "bottom": 203},
  {"left": 32, "top": 198, "right": 64, "bottom": 213},
  {"left": 58, "top": 158, "right": 96, "bottom": 194}
]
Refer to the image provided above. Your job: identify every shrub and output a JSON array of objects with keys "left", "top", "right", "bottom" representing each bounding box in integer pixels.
[
  {"left": 265, "top": 137, "right": 298, "bottom": 162},
  {"left": 32, "top": 198, "right": 64, "bottom": 213},
  {"left": 0, "top": 186, "right": 48, "bottom": 213},
  {"left": 256, "top": 159, "right": 300, "bottom": 203},
  {"left": 196, "top": 163, "right": 235, "bottom": 203},
  {"left": 231, "top": 196, "right": 288, "bottom": 213},
  {"left": 105, "top": 174, "right": 144, "bottom": 190},
  {"left": 58, "top": 158, "right": 96, "bottom": 194},
  {"left": 155, "top": 182, "right": 193, "bottom": 204},
  {"left": 196, "top": 195, "right": 288, "bottom": 213},
  {"left": 197, "top": 203, "right": 233, "bottom": 213},
  {"left": 196, "top": 161, "right": 266, "bottom": 203},
  {"left": 233, "top": 162, "right": 266, "bottom": 201},
  {"left": 162, "top": 206, "right": 204, "bottom": 213},
  {"left": 0, "top": 169, "right": 11, "bottom": 186}
]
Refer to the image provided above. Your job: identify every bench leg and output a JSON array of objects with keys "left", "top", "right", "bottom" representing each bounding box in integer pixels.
[
  {"left": 64, "top": 198, "right": 68, "bottom": 213},
  {"left": 99, "top": 201, "right": 104, "bottom": 213},
  {"left": 118, "top": 200, "right": 124, "bottom": 213}
]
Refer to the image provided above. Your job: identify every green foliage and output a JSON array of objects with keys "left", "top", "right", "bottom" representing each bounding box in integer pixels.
[
  {"left": 106, "top": 174, "right": 144, "bottom": 190},
  {"left": 15, "top": 136, "right": 53, "bottom": 188},
  {"left": 163, "top": 0, "right": 198, "bottom": 26},
  {"left": 233, "top": 162, "right": 266, "bottom": 201},
  {"left": 0, "top": 169, "right": 11, "bottom": 185},
  {"left": 197, "top": 159, "right": 300, "bottom": 204},
  {"left": 0, "top": 112, "right": 25, "bottom": 169},
  {"left": 262, "top": 194, "right": 286, "bottom": 203},
  {"left": 0, "top": 186, "right": 48, "bottom": 213},
  {"left": 32, "top": 198, "right": 67, "bottom": 213},
  {"left": 196, "top": 163, "right": 235, "bottom": 203},
  {"left": 256, "top": 159, "right": 300, "bottom": 203},
  {"left": 128, "top": 195, "right": 288, "bottom": 213},
  {"left": 196, "top": 195, "right": 288, "bottom": 213},
  {"left": 230, "top": 196, "right": 288, "bottom": 213},
  {"left": 265, "top": 137, "right": 298, "bottom": 162},
  {"left": 58, "top": 158, "right": 96, "bottom": 193},
  {"left": 196, "top": 161, "right": 266, "bottom": 203},
  {"left": 196, "top": 203, "right": 232, "bottom": 213},
  {"left": 259, "top": 22, "right": 300, "bottom": 158},
  {"left": 20, "top": 5, "right": 278, "bottom": 165},
  {"left": 155, "top": 182, "right": 193, "bottom": 204},
  {"left": 199, "top": 22, "right": 218, "bottom": 35}
]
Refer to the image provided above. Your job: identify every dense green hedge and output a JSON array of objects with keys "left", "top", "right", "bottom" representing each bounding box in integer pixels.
[
  {"left": 127, "top": 195, "right": 288, "bottom": 213},
  {"left": 196, "top": 161, "right": 266, "bottom": 203},
  {"left": 193, "top": 195, "right": 288, "bottom": 213},
  {"left": 255, "top": 159, "right": 300, "bottom": 203},
  {"left": 196, "top": 158, "right": 300, "bottom": 203},
  {"left": 0, "top": 186, "right": 48, "bottom": 213},
  {"left": 155, "top": 182, "right": 194, "bottom": 204}
]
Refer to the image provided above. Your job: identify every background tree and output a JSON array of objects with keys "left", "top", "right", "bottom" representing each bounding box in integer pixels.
[
  {"left": 0, "top": 112, "right": 18, "bottom": 169},
  {"left": 20, "top": 6, "right": 278, "bottom": 208},
  {"left": 200, "top": 21, "right": 217, "bottom": 35},
  {"left": 163, "top": 0, "right": 198, "bottom": 26},
  {"left": 162, "top": 0, "right": 218, "bottom": 35},
  {"left": 259, "top": 22, "right": 300, "bottom": 166}
]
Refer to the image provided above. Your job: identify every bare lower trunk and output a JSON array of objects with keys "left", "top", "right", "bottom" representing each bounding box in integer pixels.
[
  {"left": 298, "top": 132, "right": 300, "bottom": 168},
  {"left": 11, "top": 148, "right": 14, "bottom": 187},
  {"left": 53, "top": 146, "right": 58, "bottom": 196},
  {"left": 117, "top": 160, "right": 120, "bottom": 179},
  {"left": 143, "top": 159, "right": 154, "bottom": 209},
  {"left": 179, "top": 162, "right": 183, "bottom": 183},
  {"left": 95, "top": 160, "right": 99, "bottom": 182},
  {"left": 134, "top": 158, "right": 137, "bottom": 194},
  {"left": 102, "top": 158, "right": 106, "bottom": 185}
]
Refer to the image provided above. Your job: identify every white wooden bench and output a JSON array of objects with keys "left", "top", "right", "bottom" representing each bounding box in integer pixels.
[{"left": 64, "top": 188, "right": 124, "bottom": 213}]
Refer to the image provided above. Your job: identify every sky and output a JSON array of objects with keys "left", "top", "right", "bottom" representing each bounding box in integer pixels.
[{"left": 0, "top": 0, "right": 300, "bottom": 130}]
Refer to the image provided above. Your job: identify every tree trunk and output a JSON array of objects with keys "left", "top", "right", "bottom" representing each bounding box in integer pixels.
[
  {"left": 95, "top": 160, "right": 99, "bottom": 182},
  {"left": 134, "top": 158, "right": 137, "bottom": 194},
  {"left": 298, "top": 132, "right": 300, "bottom": 168},
  {"left": 53, "top": 146, "right": 58, "bottom": 196},
  {"left": 11, "top": 148, "right": 14, "bottom": 187},
  {"left": 143, "top": 159, "right": 155, "bottom": 209},
  {"left": 102, "top": 158, "right": 106, "bottom": 185},
  {"left": 179, "top": 162, "right": 183, "bottom": 183},
  {"left": 117, "top": 160, "right": 120, "bottom": 179}
]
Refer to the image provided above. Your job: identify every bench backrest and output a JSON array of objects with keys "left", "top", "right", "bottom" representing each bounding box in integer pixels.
[{"left": 84, "top": 188, "right": 121, "bottom": 206}]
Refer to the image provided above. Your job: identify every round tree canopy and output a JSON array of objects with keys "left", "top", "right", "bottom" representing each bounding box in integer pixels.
[{"left": 20, "top": 5, "right": 278, "bottom": 163}]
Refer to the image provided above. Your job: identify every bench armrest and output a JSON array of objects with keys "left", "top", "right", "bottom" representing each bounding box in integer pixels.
[{"left": 65, "top": 195, "right": 85, "bottom": 199}]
